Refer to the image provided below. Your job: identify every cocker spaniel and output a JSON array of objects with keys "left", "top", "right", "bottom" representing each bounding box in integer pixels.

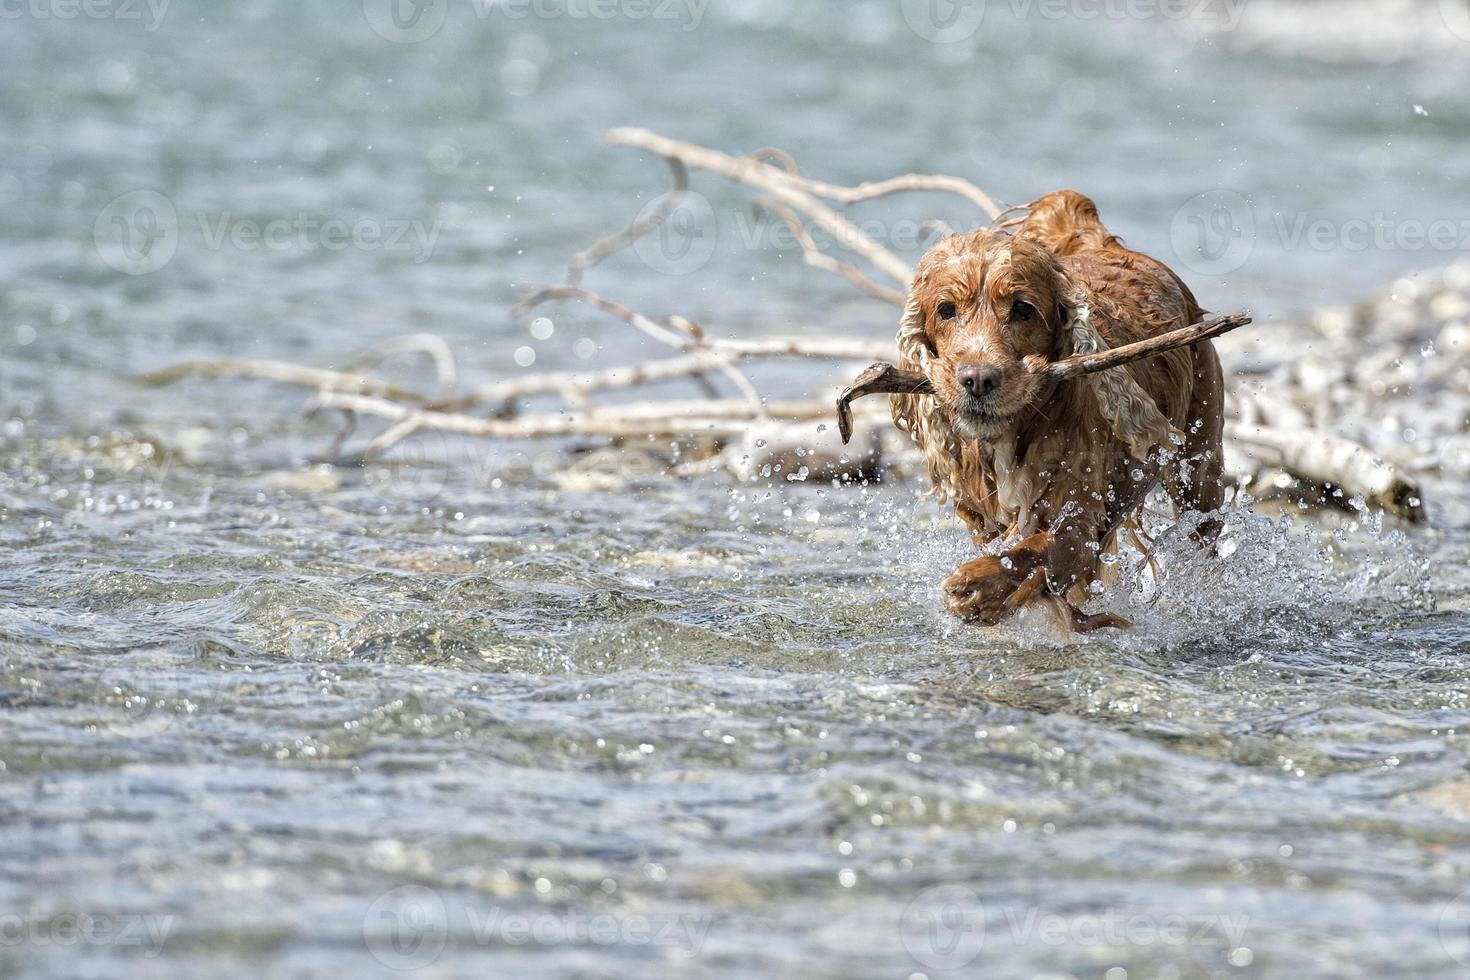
[{"left": 887, "top": 191, "right": 1227, "bottom": 632}]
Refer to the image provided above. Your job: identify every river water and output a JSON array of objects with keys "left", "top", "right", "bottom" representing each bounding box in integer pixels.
[{"left": 4, "top": 1, "right": 1470, "bottom": 977}]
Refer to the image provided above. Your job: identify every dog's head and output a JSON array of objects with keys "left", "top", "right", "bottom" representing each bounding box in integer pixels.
[
  {"left": 890, "top": 227, "right": 1181, "bottom": 506},
  {"left": 897, "top": 230, "right": 1076, "bottom": 443}
]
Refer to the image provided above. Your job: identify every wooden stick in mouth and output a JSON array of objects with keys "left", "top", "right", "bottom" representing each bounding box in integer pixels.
[{"left": 835, "top": 311, "right": 1252, "bottom": 444}]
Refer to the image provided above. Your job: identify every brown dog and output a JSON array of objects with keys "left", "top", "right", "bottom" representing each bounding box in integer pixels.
[{"left": 889, "top": 191, "right": 1226, "bottom": 632}]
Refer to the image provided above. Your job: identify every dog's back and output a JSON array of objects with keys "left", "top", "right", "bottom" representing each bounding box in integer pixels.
[
  {"left": 1009, "top": 189, "right": 1122, "bottom": 257},
  {"left": 1012, "top": 189, "right": 1206, "bottom": 324},
  {"left": 1012, "top": 190, "right": 1227, "bottom": 518}
]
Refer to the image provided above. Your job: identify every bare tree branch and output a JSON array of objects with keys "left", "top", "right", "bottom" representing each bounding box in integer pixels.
[
  {"left": 136, "top": 359, "right": 427, "bottom": 404},
  {"left": 605, "top": 126, "right": 914, "bottom": 286}
]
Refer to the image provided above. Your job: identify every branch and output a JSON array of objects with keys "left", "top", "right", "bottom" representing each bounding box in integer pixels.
[
  {"left": 135, "top": 358, "right": 427, "bottom": 403},
  {"left": 513, "top": 284, "right": 892, "bottom": 360},
  {"left": 312, "top": 391, "right": 843, "bottom": 449},
  {"left": 605, "top": 127, "right": 914, "bottom": 287},
  {"left": 834, "top": 313, "right": 1254, "bottom": 442},
  {"left": 757, "top": 199, "right": 907, "bottom": 305},
  {"left": 343, "top": 333, "right": 458, "bottom": 396},
  {"left": 1037, "top": 313, "right": 1254, "bottom": 382},
  {"left": 1225, "top": 422, "right": 1425, "bottom": 522},
  {"left": 566, "top": 157, "right": 690, "bottom": 285},
  {"left": 789, "top": 172, "right": 1002, "bottom": 220},
  {"left": 431, "top": 352, "right": 742, "bottom": 412}
]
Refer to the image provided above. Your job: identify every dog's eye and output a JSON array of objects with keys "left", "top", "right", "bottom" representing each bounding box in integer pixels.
[
  {"left": 936, "top": 302, "right": 958, "bottom": 320},
  {"left": 1011, "top": 300, "right": 1038, "bottom": 322}
]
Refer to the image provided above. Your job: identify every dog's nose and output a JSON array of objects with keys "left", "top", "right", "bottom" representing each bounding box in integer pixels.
[{"left": 956, "top": 364, "right": 1002, "bottom": 399}]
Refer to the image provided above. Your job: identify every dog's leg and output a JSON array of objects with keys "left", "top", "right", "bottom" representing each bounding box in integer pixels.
[
  {"left": 1166, "top": 342, "right": 1226, "bottom": 544},
  {"left": 943, "top": 533, "right": 1050, "bottom": 624},
  {"left": 1033, "top": 594, "right": 1133, "bottom": 633},
  {"left": 945, "top": 523, "right": 1136, "bottom": 630}
]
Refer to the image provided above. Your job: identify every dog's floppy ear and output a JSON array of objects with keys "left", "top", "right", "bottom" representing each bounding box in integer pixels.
[
  {"left": 891, "top": 291, "right": 965, "bottom": 503},
  {"left": 1057, "top": 278, "right": 1181, "bottom": 461}
]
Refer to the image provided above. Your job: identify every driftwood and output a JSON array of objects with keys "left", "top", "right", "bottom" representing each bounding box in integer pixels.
[
  {"left": 834, "top": 312, "right": 1253, "bottom": 443},
  {"left": 1225, "top": 422, "right": 1424, "bottom": 521},
  {"left": 836, "top": 363, "right": 933, "bottom": 443},
  {"left": 133, "top": 128, "right": 1427, "bottom": 521},
  {"left": 1041, "top": 312, "right": 1254, "bottom": 381},
  {"left": 136, "top": 358, "right": 428, "bottom": 404}
]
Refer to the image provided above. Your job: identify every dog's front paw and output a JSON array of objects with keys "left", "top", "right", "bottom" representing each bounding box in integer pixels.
[{"left": 943, "top": 554, "right": 1046, "bottom": 624}]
